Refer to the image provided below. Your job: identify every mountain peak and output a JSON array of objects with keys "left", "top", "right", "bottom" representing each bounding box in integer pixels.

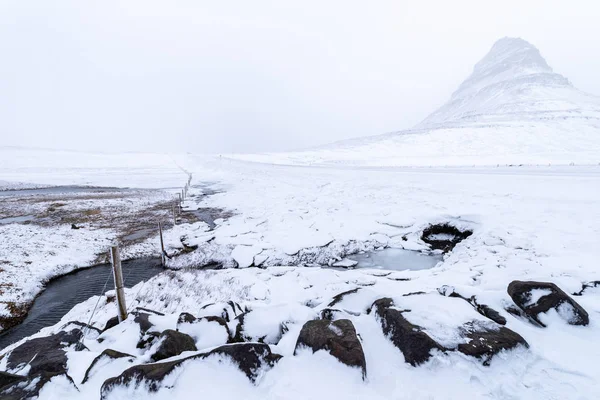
[
  {"left": 418, "top": 37, "right": 580, "bottom": 127},
  {"left": 452, "top": 37, "right": 562, "bottom": 100}
]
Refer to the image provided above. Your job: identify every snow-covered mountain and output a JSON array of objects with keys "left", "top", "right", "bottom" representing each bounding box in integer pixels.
[
  {"left": 418, "top": 37, "right": 598, "bottom": 129},
  {"left": 233, "top": 37, "right": 600, "bottom": 166}
]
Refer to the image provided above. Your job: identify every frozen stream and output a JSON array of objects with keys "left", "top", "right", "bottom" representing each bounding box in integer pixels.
[{"left": 347, "top": 248, "right": 443, "bottom": 270}]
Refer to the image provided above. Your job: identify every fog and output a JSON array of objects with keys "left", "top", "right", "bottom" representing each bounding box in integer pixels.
[{"left": 1, "top": 0, "right": 598, "bottom": 154}]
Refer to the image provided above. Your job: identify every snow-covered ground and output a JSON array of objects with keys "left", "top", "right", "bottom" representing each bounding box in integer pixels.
[
  {"left": 0, "top": 146, "right": 190, "bottom": 189},
  {"left": 1, "top": 151, "right": 599, "bottom": 399}
]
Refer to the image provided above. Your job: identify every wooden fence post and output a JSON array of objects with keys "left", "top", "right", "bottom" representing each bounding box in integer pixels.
[
  {"left": 158, "top": 222, "right": 166, "bottom": 266},
  {"left": 110, "top": 246, "right": 127, "bottom": 322},
  {"left": 172, "top": 204, "right": 177, "bottom": 225}
]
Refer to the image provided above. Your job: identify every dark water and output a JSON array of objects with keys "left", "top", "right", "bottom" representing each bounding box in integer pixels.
[
  {"left": 347, "top": 248, "right": 443, "bottom": 270},
  {"left": 0, "top": 258, "right": 164, "bottom": 350}
]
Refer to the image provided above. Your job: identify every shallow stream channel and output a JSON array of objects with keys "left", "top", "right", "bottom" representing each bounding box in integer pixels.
[{"left": 0, "top": 258, "right": 163, "bottom": 350}]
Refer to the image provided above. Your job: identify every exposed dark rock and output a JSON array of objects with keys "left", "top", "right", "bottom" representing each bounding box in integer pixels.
[
  {"left": 136, "top": 331, "right": 160, "bottom": 350},
  {"left": 177, "top": 312, "right": 197, "bottom": 325},
  {"left": 475, "top": 304, "right": 507, "bottom": 325},
  {"left": 508, "top": 281, "right": 589, "bottom": 326},
  {"left": 101, "top": 343, "right": 282, "bottom": 397},
  {"left": 573, "top": 281, "right": 600, "bottom": 296},
  {"left": 133, "top": 312, "right": 154, "bottom": 334},
  {"left": 82, "top": 349, "right": 134, "bottom": 384},
  {"left": 403, "top": 291, "right": 427, "bottom": 297},
  {"left": 457, "top": 322, "right": 529, "bottom": 365},
  {"left": 150, "top": 329, "right": 197, "bottom": 362},
  {"left": 371, "top": 298, "right": 445, "bottom": 366},
  {"left": 319, "top": 308, "right": 343, "bottom": 321},
  {"left": 2, "top": 330, "right": 83, "bottom": 399},
  {"left": 231, "top": 312, "right": 247, "bottom": 343},
  {"left": 102, "top": 316, "right": 119, "bottom": 332},
  {"left": 6, "top": 329, "right": 84, "bottom": 375},
  {"left": 421, "top": 223, "right": 472, "bottom": 252},
  {"left": 327, "top": 288, "right": 361, "bottom": 307},
  {"left": 177, "top": 313, "right": 228, "bottom": 331},
  {"left": 504, "top": 304, "right": 524, "bottom": 318},
  {"left": 0, "top": 371, "right": 27, "bottom": 391},
  {"left": 438, "top": 286, "right": 507, "bottom": 325},
  {"left": 0, "top": 372, "right": 78, "bottom": 400},
  {"left": 294, "top": 319, "right": 366, "bottom": 378}
]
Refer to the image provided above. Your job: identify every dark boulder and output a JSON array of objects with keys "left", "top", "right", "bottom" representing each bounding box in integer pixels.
[
  {"left": 6, "top": 329, "right": 83, "bottom": 375},
  {"left": 457, "top": 322, "right": 528, "bottom": 365},
  {"left": 149, "top": 329, "right": 197, "bottom": 362},
  {"left": 2, "top": 330, "right": 83, "bottom": 398},
  {"left": 294, "top": 319, "right": 366, "bottom": 378},
  {"left": 371, "top": 298, "right": 445, "bottom": 366},
  {"left": 508, "top": 281, "right": 589, "bottom": 326},
  {"left": 101, "top": 343, "right": 282, "bottom": 398},
  {"left": 421, "top": 223, "right": 472, "bottom": 252},
  {"left": 82, "top": 349, "right": 135, "bottom": 384}
]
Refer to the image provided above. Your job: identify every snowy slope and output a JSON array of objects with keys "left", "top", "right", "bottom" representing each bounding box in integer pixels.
[{"left": 231, "top": 38, "right": 600, "bottom": 166}]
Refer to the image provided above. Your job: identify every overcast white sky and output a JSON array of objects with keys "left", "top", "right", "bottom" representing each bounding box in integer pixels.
[{"left": 1, "top": 0, "right": 598, "bottom": 154}]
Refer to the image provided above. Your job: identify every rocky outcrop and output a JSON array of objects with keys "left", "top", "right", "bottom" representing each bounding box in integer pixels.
[
  {"left": 457, "top": 322, "right": 528, "bottom": 365},
  {"left": 371, "top": 298, "right": 445, "bottom": 366},
  {"left": 149, "top": 329, "right": 197, "bottom": 362},
  {"left": 1, "top": 329, "right": 84, "bottom": 398},
  {"left": 294, "top": 319, "right": 366, "bottom": 378},
  {"left": 508, "top": 281, "right": 589, "bottom": 326},
  {"left": 101, "top": 343, "right": 282, "bottom": 398}
]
